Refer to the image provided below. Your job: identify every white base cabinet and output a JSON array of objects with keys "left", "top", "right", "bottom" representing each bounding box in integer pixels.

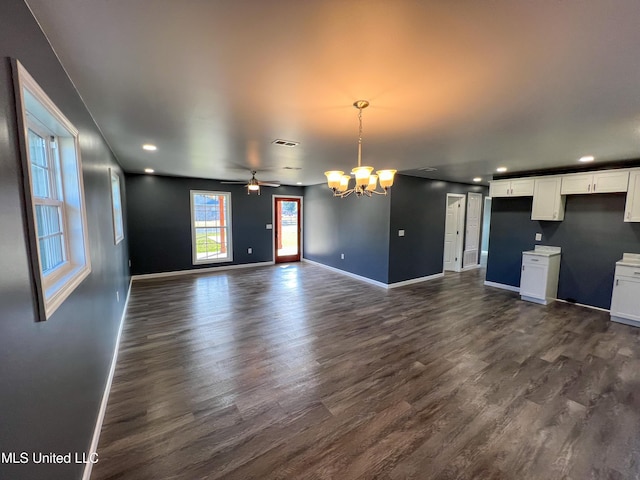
[
  {"left": 520, "top": 246, "right": 561, "bottom": 305},
  {"left": 611, "top": 254, "right": 640, "bottom": 327}
]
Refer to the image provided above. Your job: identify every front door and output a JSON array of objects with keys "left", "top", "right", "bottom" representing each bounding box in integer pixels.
[{"left": 275, "top": 197, "right": 301, "bottom": 263}]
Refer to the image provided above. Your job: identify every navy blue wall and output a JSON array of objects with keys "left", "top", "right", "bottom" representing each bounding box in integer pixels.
[
  {"left": 486, "top": 194, "right": 640, "bottom": 309},
  {"left": 126, "top": 174, "right": 303, "bottom": 275},
  {"left": 388, "top": 175, "right": 487, "bottom": 283},
  {"left": 0, "top": 1, "right": 130, "bottom": 478},
  {"left": 303, "top": 183, "right": 391, "bottom": 283}
]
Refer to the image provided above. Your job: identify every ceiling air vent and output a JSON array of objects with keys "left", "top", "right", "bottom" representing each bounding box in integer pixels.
[
  {"left": 417, "top": 167, "right": 437, "bottom": 172},
  {"left": 283, "top": 166, "right": 302, "bottom": 170},
  {"left": 272, "top": 139, "right": 300, "bottom": 147}
]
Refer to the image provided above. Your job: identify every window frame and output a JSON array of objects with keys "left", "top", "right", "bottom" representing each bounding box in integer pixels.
[
  {"left": 13, "top": 59, "right": 91, "bottom": 321},
  {"left": 190, "top": 190, "right": 233, "bottom": 265},
  {"left": 109, "top": 168, "right": 125, "bottom": 245},
  {"left": 27, "top": 119, "right": 72, "bottom": 287}
]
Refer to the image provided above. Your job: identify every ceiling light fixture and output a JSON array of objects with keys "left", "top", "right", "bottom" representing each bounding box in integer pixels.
[
  {"left": 324, "top": 100, "right": 396, "bottom": 198},
  {"left": 579, "top": 155, "right": 595, "bottom": 162},
  {"left": 142, "top": 144, "right": 157, "bottom": 151},
  {"left": 496, "top": 167, "right": 507, "bottom": 173},
  {"left": 473, "top": 177, "right": 482, "bottom": 182},
  {"left": 144, "top": 168, "right": 154, "bottom": 173},
  {"left": 296, "top": 182, "right": 302, "bottom": 185}
]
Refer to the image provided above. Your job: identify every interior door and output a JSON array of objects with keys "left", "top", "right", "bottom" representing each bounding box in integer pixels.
[
  {"left": 463, "top": 192, "right": 482, "bottom": 268},
  {"left": 275, "top": 197, "right": 301, "bottom": 263},
  {"left": 444, "top": 195, "right": 464, "bottom": 272}
]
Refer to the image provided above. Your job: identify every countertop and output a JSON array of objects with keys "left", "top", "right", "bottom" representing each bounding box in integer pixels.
[
  {"left": 617, "top": 253, "right": 640, "bottom": 267},
  {"left": 523, "top": 246, "right": 561, "bottom": 257}
]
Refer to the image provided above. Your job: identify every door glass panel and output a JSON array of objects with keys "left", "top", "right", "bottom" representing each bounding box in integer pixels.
[{"left": 278, "top": 201, "right": 298, "bottom": 257}]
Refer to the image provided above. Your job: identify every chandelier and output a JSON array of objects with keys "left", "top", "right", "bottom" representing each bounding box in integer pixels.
[{"left": 324, "top": 100, "right": 396, "bottom": 198}]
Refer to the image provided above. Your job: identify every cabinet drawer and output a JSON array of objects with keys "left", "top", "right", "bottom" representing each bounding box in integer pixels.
[
  {"left": 522, "top": 254, "right": 549, "bottom": 266},
  {"left": 615, "top": 265, "right": 640, "bottom": 278}
]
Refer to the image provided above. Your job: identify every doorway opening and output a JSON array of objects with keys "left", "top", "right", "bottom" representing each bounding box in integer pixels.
[
  {"left": 443, "top": 193, "right": 466, "bottom": 272},
  {"left": 274, "top": 196, "right": 302, "bottom": 263},
  {"left": 462, "top": 192, "right": 483, "bottom": 269}
]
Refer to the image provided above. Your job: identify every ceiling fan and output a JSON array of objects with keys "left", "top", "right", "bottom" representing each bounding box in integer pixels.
[{"left": 220, "top": 170, "right": 280, "bottom": 195}]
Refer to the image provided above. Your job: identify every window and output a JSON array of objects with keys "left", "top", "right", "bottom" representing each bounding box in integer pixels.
[
  {"left": 190, "top": 191, "right": 232, "bottom": 264},
  {"left": 15, "top": 61, "right": 91, "bottom": 320},
  {"left": 110, "top": 169, "right": 124, "bottom": 244}
]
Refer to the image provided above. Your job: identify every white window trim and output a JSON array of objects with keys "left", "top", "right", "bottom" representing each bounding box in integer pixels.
[
  {"left": 14, "top": 60, "right": 91, "bottom": 321},
  {"left": 190, "top": 190, "right": 233, "bottom": 265},
  {"left": 109, "top": 168, "right": 125, "bottom": 245}
]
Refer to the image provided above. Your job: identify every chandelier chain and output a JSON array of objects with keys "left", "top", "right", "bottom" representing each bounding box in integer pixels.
[{"left": 357, "top": 106, "right": 363, "bottom": 167}]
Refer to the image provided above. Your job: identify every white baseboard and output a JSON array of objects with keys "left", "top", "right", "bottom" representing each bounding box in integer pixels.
[
  {"left": 302, "top": 258, "right": 388, "bottom": 288},
  {"left": 132, "top": 261, "right": 275, "bottom": 281},
  {"left": 555, "top": 298, "right": 610, "bottom": 313},
  {"left": 82, "top": 278, "right": 132, "bottom": 480},
  {"left": 387, "top": 272, "right": 444, "bottom": 289},
  {"left": 461, "top": 264, "right": 481, "bottom": 272},
  {"left": 484, "top": 280, "right": 520, "bottom": 293},
  {"left": 611, "top": 315, "right": 640, "bottom": 327}
]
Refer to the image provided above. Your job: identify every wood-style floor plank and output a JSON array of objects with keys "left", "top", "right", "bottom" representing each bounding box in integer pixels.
[{"left": 91, "top": 264, "right": 640, "bottom": 479}]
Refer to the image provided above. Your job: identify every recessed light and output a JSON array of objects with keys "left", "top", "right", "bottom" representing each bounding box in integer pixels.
[
  {"left": 296, "top": 182, "right": 302, "bottom": 185},
  {"left": 142, "top": 144, "right": 157, "bottom": 151},
  {"left": 473, "top": 177, "right": 482, "bottom": 182},
  {"left": 579, "top": 155, "right": 594, "bottom": 163},
  {"left": 496, "top": 167, "right": 507, "bottom": 173},
  {"left": 144, "top": 168, "right": 155, "bottom": 173}
]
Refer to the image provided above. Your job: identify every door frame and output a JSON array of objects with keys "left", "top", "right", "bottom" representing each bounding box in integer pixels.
[
  {"left": 443, "top": 193, "right": 466, "bottom": 273},
  {"left": 272, "top": 195, "right": 303, "bottom": 263},
  {"left": 462, "top": 192, "right": 483, "bottom": 270}
]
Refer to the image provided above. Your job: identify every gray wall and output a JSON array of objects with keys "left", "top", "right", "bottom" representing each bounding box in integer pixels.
[
  {"left": 126, "top": 173, "right": 303, "bottom": 275},
  {"left": 303, "top": 183, "right": 391, "bottom": 283},
  {"left": 0, "top": 1, "right": 130, "bottom": 479},
  {"left": 302, "top": 175, "right": 487, "bottom": 285},
  {"left": 388, "top": 175, "right": 487, "bottom": 283},
  {"left": 486, "top": 194, "right": 640, "bottom": 309}
]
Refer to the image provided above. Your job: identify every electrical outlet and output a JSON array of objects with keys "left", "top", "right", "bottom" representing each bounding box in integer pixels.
[
  {"left": 535, "top": 233, "right": 542, "bottom": 241},
  {"left": 128, "top": 259, "right": 131, "bottom": 267},
  {"left": 266, "top": 224, "right": 273, "bottom": 229},
  {"left": 398, "top": 230, "right": 405, "bottom": 237},
  {"left": 248, "top": 248, "right": 252, "bottom": 254},
  {"left": 341, "top": 253, "right": 345, "bottom": 259},
  {"left": 116, "top": 291, "right": 120, "bottom": 302}
]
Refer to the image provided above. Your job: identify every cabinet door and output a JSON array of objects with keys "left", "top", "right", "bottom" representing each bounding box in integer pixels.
[
  {"left": 520, "top": 263, "right": 547, "bottom": 299},
  {"left": 593, "top": 170, "right": 629, "bottom": 193},
  {"left": 561, "top": 173, "right": 593, "bottom": 195},
  {"left": 624, "top": 171, "right": 640, "bottom": 222},
  {"left": 611, "top": 276, "right": 640, "bottom": 321},
  {"left": 532, "top": 177, "right": 565, "bottom": 221},
  {"left": 510, "top": 178, "right": 535, "bottom": 197},
  {"left": 489, "top": 180, "right": 511, "bottom": 198}
]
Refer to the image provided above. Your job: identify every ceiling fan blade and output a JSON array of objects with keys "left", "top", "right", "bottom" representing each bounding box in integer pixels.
[
  {"left": 258, "top": 182, "right": 280, "bottom": 187},
  {"left": 220, "top": 181, "right": 248, "bottom": 184}
]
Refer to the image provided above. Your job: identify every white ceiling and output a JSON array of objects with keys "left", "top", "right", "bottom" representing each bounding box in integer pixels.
[{"left": 25, "top": 0, "right": 640, "bottom": 186}]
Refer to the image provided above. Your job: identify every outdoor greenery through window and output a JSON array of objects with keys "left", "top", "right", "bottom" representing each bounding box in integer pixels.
[{"left": 191, "top": 191, "right": 232, "bottom": 264}]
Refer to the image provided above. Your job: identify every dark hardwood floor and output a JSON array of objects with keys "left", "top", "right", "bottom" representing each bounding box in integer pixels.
[{"left": 92, "top": 263, "right": 640, "bottom": 480}]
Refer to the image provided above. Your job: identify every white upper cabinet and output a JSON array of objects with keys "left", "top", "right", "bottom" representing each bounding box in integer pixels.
[
  {"left": 625, "top": 170, "right": 640, "bottom": 222},
  {"left": 593, "top": 170, "right": 629, "bottom": 193},
  {"left": 489, "top": 178, "right": 534, "bottom": 198},
  {"left": 532, "top": 177, "right": 565, "bottom": 221},
  {"left": 561, "top": 173, "right": 594, "bottom": 194},
  {"left": 561, "top": 170, "right": 629, "bottom": 195}
]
